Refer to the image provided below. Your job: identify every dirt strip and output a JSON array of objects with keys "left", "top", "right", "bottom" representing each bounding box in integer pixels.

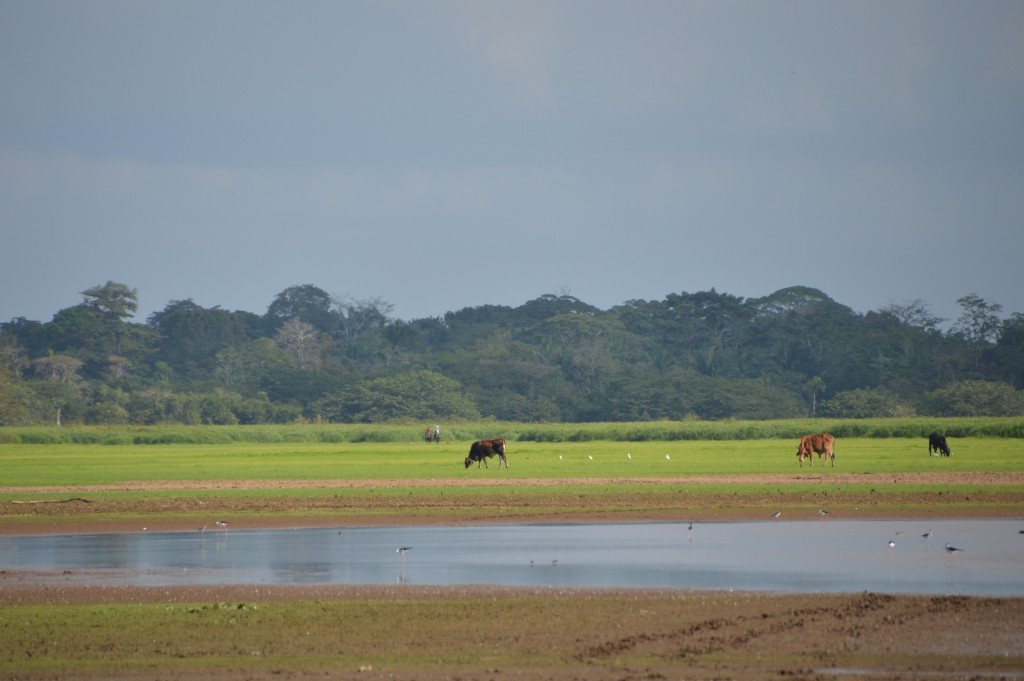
[{"left": 4, "top": 470, "right": 1023, "bottom": 494}]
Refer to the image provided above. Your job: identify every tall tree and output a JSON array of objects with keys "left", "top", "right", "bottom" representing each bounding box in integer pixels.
[
  {"left": 984, "top": 313, "right": 1024, "bottom": 388},
  {"left": 382, "top": 320, "right": 419, "bottom": 364},
  {"left": 31, "top": 353, "right": 85, "bottom": 425},
  {"left": 952, "top": 294, "right": 1003, "bottom": 345},
  {"left": 332, "top": 294, "right": 394, "bottom": 339},
  {"left": 266, "top": 285, "right": 335, "bottom": 333},
  {"left": 805, "top": 376, "right": 826, "bottom": 416},
  {"left": 82, "top": 281, "right": 139, "bottom": 355},
  {"left": 881, "top": 299, "right": 945, "bottom": 332},
  {"left": 274, "top": 317, "right": 323, "bottom": 370},
  {"left": 148, "top": 299, "right": 261, "bottom": 374},
  {"left": 82, "top": 281, "right": 138, "bottom": 320}
]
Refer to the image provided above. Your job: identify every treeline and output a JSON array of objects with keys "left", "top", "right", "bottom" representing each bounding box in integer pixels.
[{"left": 1, "top": 282, "right": 1022, "bottom": 426}]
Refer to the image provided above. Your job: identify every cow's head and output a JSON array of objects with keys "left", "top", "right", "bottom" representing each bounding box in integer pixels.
[{"left": 464, "top": 456, "right": 473, "bottom": 469}]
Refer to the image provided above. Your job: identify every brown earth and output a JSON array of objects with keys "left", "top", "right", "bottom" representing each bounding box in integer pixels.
[{"left": 2, "top": 473, "right": 1023, "bottom": 679}]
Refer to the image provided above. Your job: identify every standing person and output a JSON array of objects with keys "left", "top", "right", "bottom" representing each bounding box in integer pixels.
[{"left": 433, "top": 424, "right": 441, "bottom": 443}]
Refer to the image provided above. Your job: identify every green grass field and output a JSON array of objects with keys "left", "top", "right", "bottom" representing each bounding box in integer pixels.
[
  {"left": 0, "top": 436, "right": 1022, "bottom": 487},
  {"left": 1, "top": 427, "right": 1022, "bottom": 531}
]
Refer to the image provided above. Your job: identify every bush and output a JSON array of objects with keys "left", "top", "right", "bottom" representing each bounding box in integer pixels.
[
  {"left": 920, "top": 380, "right": 1024, "bottom": 417},
  {"left": 820, "top": 389, "right": 915, "bottom": 418}
]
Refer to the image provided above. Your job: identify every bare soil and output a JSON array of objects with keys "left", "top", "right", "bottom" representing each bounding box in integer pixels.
[{"left": 2, "top": 473, "right": 1022, "bottom": 679}]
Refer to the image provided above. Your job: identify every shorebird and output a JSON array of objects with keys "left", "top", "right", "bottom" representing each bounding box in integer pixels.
[
  {"left": 396, "top": 546, "right": 413, "bottom": 559},
  {"left": 771, "top": 511, "right": 782, "bottom": 520},
  {"left": 216, "top": 520, "right": 230, "bottom": 530},
  {"left": 945, "top": 543, "right": 964, "bottom": 554},
  {"left": 921, "top": 529, "right": 933, "bottom": 539},
  {"left": 888, "top": 540, "right": 896, "bottom": 548},
  {"left": 198, "top": 525, "right": 207, "bottom": 534},
  {"left": 818, "top": 509, "right": 829, "bottom": 518}
]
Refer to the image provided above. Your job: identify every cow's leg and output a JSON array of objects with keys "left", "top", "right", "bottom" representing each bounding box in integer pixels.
[{"left": 499, "top": 454, "right": 508, "bottom": 468}]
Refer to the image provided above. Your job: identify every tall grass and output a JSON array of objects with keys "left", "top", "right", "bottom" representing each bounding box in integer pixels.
[{"left": 1, "top": 417, "right": 1022, "bottom": 445}]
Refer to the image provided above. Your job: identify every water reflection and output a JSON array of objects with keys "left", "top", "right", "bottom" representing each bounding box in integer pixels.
[{"left": 1, "top": 520, "right": 1022, "bottom": 595}]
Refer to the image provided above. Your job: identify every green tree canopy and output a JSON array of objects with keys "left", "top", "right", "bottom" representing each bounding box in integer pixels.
[
  {"left": 265, "top": 285, "right": 335, "bottom": 334},
  {"left": 313, "top": 370, "right": 480, "bottom": 423}
]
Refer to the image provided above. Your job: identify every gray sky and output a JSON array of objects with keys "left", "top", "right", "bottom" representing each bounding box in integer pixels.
[{"left": 2, "top": 1, "right": 1022, "bottom": 327}]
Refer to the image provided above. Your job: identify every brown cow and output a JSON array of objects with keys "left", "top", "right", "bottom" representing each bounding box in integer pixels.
[
  {"left": 796, "top": 433, "right": 836, "bottom": 467},
  {"left": 465, "top": 438, "right": 508, "bottom": 469}
]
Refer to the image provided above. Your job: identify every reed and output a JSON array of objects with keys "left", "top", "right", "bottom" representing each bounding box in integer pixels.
[{"left": 1, "top": 417, "right": 1022, "bottom": 445}]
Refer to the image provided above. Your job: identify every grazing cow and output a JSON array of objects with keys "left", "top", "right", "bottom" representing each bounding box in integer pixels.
[
  {"left": 796, "top": 433, "right": 836, "bottom": 467},
  {"left": 465, "top": 438, "right": 508, "bottom": 469},
  {"left": 929, "top": 432, "right": 951, "bottom": 457}
]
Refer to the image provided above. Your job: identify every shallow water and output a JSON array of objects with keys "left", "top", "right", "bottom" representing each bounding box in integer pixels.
[{"left": 2, "top": 520, "right": 1022, "bottom": 595}]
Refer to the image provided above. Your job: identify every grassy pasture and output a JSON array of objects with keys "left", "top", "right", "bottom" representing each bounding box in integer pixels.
[
  {"left": 0, "top": 436, "right": 1022, "bottom": 487},
  {"left": 0, "top": 434, "right": 1021, "bottom": 531}
]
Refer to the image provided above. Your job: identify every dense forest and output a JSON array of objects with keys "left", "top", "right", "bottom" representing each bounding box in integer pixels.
[{"left": 1, "top": 281, "right": 1022, "bottom": 426}]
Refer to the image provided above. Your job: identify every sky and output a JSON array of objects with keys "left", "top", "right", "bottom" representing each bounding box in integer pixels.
[{"left": 2, "top": 1, "right": 1023, "bottom": 328}]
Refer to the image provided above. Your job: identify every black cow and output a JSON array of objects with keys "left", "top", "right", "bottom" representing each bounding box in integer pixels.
[
  {"left": 465, "top": 438, "right": 508, "bottom": 469},
  {"left": 929, "top": 432, "right": 951, "bottom": 457}
]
